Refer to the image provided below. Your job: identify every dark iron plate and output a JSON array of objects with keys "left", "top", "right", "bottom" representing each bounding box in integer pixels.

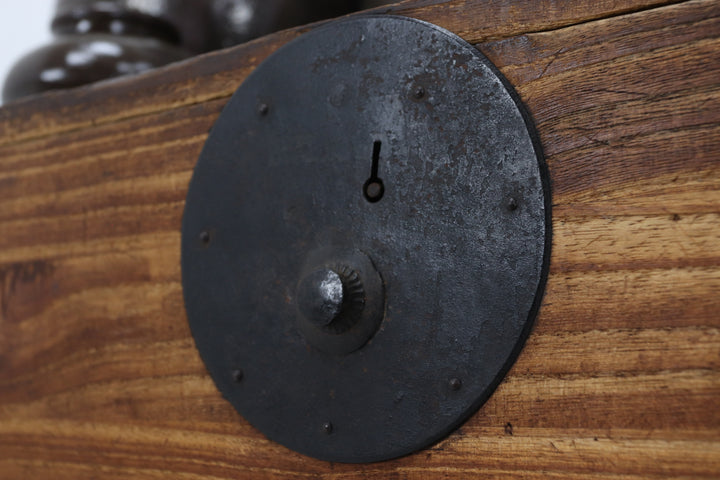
[{"left": 181, "top": 15, "right": 551, "bottom": 463}]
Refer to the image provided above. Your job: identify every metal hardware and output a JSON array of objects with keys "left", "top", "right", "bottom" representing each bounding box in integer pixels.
[{"left": 181, "top": 15, "right": 551, "bottom": 463}]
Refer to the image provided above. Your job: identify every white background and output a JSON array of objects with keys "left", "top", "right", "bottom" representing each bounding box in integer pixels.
[{"left": 0, "top": 3, "right": 55, "bottom": 104}]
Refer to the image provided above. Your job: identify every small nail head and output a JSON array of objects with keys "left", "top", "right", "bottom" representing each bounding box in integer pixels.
[
  {"left": 199, "top": 230, "right": 211, "bottom": 244},
  {"left": 413, "top": 85, "right": 426, "bottom": 99},
  {"left": 258, "top": 103, "right": 269, "bottom": 116},
  {"left": 323, "top": 422, "right": 334, "bottom": 434},
  {"left": 508, "top": 198, "right": 519, "bottom": 211},
  {"left": 449, "top": 378, "right": 462, "bottom": 391},
  {"left": 232, "top": 369, "right": 244, "bottom": 383}
]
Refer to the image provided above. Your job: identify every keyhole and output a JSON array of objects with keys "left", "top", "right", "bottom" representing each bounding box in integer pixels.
[{"left": 363, "top": 140, "right": 385, "bottom": 203}]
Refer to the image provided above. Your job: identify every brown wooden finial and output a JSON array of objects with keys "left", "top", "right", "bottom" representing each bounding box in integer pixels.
[
  {"left": 210, "top": 0, "right": 364, "bottom": 48},
  {"left": 2, "top": 0, "right": 200, "bottom": 102},
  {"left": 2, "top": 0, "right": 396, "bottom": 103}
]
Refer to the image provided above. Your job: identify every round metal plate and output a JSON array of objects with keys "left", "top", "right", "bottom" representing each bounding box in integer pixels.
[{"left": 182, "top": 16, "right": 550, "bottom": 463}]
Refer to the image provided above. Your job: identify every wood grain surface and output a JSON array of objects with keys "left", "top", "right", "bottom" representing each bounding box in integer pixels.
[{"left": 0, "top": 0, "right": 718, "bottom": 478}]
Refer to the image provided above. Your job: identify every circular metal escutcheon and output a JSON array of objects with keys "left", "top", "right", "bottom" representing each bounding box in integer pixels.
[{"left": 181, "top": 15, "right": 551, "bottom": 463}]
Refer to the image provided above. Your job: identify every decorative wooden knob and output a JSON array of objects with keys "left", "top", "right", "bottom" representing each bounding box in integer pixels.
[
  {"left": 211, "top": 0, "right": 362, "bottom": 48},
  {"left": 2, "top": 0, "right": 398, "bottom": 103},
  {"left": 2, "top": 0, "right": 196, "bottom": 102}
]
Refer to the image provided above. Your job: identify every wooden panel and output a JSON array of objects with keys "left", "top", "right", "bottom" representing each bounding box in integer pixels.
[{"left": 0, "top": 0, "right": 718, "bottom": 478}]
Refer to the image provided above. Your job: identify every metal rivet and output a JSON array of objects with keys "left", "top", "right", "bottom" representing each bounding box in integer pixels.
[
  {"left": 323, "top": 422, "right": 334, "bottom": 434},
  {"left": 199, "top": 231, "right": 211, "bottom": 244},
  {"left": 232, "top": 369, "right": 244, "bottom": 383},
  {"left": 412, "top": 85, "right": 426, "bottom": 100},
  {"left": 257, "top": 103, "right": 269, "bottom": 116},
  {"left": 508, "top": 198, "right": 519, "bottom": 211},
  {"left": 449, "top": 378, "right": 462, "bottom": 391}
]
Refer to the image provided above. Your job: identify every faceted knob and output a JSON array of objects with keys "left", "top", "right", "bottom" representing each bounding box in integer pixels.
[
  {"left": 296, "top": 266, "right": 365, "bottom": 332},
  {"left": 297, "top": 269, "right": 345, "bottom": 327},
  {"left": 293, "top": 250, "right": 383, "bottom": 355}
]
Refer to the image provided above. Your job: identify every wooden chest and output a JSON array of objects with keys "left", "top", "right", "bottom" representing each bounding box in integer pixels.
[{"left": 0, "top": 0, "right": 718, "bottom": 478}]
